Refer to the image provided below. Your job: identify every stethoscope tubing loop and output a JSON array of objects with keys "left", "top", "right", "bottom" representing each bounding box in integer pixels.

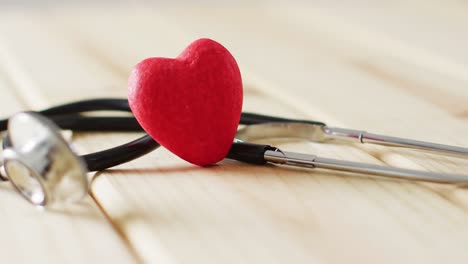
[{"left": 1, "top": 97, "right": 468, "bottom": 209}]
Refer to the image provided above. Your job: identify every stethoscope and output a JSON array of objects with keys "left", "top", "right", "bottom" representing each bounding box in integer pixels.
[{"left": 1, "top": 98, "right": 468, "bottom": 208}]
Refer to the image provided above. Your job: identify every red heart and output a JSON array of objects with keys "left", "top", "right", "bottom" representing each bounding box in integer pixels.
[{"left": 128, "top": 38, "right": 243, "bottom": 166}]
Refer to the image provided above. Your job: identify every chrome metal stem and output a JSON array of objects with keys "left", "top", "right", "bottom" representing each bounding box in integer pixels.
[
  {"left": 264, "top": 150, "right": 468, "bottom": 183},
  {"left": 324, "top": 127, "right": 468, "bottom": 159},
  {"left": 237, "top": 123, "right": 468, "bottom": 183}
]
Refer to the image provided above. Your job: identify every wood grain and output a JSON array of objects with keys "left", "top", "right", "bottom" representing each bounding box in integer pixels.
[
  {"left": 267, "top": 2, "right": 468, "bottom": 118},
  {"left": 1, "top": 3, "right": 468, "bottom": 264},
  {"left": 44, "top": 6, "right": 468, "bottom": 263},
  {"left": 0, "top": 61, "right": 137, "bottom": 263}
]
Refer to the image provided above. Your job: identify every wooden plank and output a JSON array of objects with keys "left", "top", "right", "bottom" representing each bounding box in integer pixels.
[
  {"left": 86, "top": 94, "right": 468, "bottom": 264},
  {"left": 266, "top": 2, "right": 468, "bottom": 119},
  {"left": 0, "top": 12, "right": 127, "bottom": 108},
  {"left": 0, "top": 12, "right": 138, "bottom": 264},
  {"left": 38, "top": 7, "right": 468, "bottom": 263},
  {"left": 149, "top": 6, "right": 468, "bottom": 212}
]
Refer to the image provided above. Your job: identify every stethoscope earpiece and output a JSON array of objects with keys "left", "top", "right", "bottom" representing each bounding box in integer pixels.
[{"left": 2, "top": 112, "right": 88, "bottom": 207}]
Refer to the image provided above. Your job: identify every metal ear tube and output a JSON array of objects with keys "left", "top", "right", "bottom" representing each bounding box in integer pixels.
[{"left": 234, "top": 122, "right": 468, "bottom": 183}]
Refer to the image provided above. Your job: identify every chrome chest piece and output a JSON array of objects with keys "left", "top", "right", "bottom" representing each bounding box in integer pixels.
[{"left": 1, "top": 112, "right": 88, "bottom": 207}]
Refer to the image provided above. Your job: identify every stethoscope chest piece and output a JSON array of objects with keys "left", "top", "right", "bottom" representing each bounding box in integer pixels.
[{"left": 2, "top": 112, "right": 88, "bottom": 207}]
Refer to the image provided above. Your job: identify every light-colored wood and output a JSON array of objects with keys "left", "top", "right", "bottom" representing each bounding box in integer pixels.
[
  {"left": 1, "top": 3, "right": 468, "bottom": 263},
  {"left": 267, "top": 2, "right": 468, "bottom": 118},
  {"left": 41, "top": 6, "right": 468, "bottom": 263},
  {"left": 0, "top": 66, "right": 137, "bottom": 263},
  {"left": 0, "top": 10, "right": 138, "bottom": 263}
]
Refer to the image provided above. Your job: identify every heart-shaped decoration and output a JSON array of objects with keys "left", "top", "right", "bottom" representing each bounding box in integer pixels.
[{"left": 128, "top": 38, "right": 243, "bottom": 166}]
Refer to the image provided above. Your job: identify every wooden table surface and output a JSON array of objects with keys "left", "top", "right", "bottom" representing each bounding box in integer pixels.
[{"left": 1, "top": 1, "right": 468, "bottom": 263}]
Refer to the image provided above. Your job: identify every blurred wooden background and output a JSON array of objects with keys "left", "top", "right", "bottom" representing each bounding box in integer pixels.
[{"left": 1, "top": 1, "right": 468, "bottom": 263}]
